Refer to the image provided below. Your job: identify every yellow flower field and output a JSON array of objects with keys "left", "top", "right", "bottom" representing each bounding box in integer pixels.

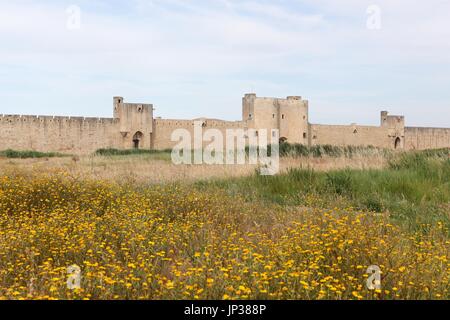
[{"left": 0, "top": 172, "right": 448, "bottom": 300}]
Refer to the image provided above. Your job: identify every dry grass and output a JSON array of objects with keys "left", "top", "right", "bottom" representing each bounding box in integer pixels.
[{"left": 0, "top": 154, "right": 387, "bottom": 184}]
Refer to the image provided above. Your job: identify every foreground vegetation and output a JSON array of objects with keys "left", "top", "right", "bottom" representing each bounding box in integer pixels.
[
  {"left": 0, "top": 149, "right": 448, "bottom": 300},
  {"left": 199, "top": 149, "right": 450, "bottom": 232}
]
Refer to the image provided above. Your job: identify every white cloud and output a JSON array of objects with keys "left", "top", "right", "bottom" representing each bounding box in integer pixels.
[{"left": 0, "top": 0, "right": 449, "bottom": 126}]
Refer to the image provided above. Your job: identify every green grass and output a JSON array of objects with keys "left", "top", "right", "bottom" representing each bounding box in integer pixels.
[
  {"left": 195, "top": 149, "right": 450, "bottom": 232},
  {"left": 94, "top": 148, "right": 173, "bottom": 160},
  {"left": 95, "top": 148, "right": 172, "bottom": 158},
  {"left": 94, "top": 148, "right": 172, "bottom": 156},
  {"left": 0, "top": 149, "right": 68, "bottom": 159},
  {"left": 95, "top": 143, "right": 387, "bottom": 161},
  {"left": 259, "top": 143, "right": 390, "bottom": 158}
]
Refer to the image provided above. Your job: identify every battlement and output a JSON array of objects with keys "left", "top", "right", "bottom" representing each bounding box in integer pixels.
[
  {"left": 380, "top": 111, "right": 405, "bottom": 128},
  {"left": 0, "top": 114, "right": 117, "bottom": 124},
  {"left": 287, "top": 96, "right": 302, "bottom": 100},
  {"left": 244, "top": 94, "right": 307, "bottom": 103},
  {"left": 154, "top": 118, "right": 246, "bottom": 128}
]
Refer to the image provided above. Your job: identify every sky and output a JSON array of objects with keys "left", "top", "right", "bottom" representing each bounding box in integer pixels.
[{"left": 0, "top": 0, "right": 449, "bottom": 127}]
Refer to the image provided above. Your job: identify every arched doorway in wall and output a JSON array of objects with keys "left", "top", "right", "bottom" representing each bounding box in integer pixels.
[
  {"left": 133, "top": 131, "right": 143, "bottom": 149},
  {"left": 394, "top": 137, "right": 402, "bottom": 149}
]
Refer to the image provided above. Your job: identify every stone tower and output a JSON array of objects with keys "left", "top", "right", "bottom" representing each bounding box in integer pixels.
[
  {"left": 113, "top": 96, "right": 154, "bottom": 149},
  {"left": 380, "top": 111, "right": 405, "bottom": 149},
  {"left": 243, "top": 94, "right": 309, "bottom": 144}
]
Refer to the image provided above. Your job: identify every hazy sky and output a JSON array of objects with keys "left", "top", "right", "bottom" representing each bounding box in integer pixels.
[{"left": 1, "top": 0, "right": 449, "bottom": 127}]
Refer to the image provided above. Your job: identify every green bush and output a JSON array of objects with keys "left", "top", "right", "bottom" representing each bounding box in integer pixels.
[
  {"left": 325, "top": 170, "right": 353, "bottom": 195},
  {"left": 362, "top": 194, "right": 384, "bottom": 212}
]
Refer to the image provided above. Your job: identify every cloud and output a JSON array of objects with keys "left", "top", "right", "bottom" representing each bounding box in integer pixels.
[{"left": 0, "top": 0, "right": 448, "bottom": 126}]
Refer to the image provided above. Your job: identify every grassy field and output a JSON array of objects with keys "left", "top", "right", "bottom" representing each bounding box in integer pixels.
[
  {"left": 0, "top": 148, "right": 448, "bottom": 300},
  {"left": 0, "top": 146, "right": 387, "bottom": 184},
  {"left": 198, "top": 150, "right": 450, "bottom": 232}
]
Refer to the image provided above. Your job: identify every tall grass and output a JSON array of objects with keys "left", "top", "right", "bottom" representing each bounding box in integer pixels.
[
  {"left": 263, "top": 143, "right": 390, "bottom": 158},
  {"left": 198, "top": 149, "right": 450, "bottom": 232},
  {"left": 97, "top": 144, "right": 383, "bottom": 159}
]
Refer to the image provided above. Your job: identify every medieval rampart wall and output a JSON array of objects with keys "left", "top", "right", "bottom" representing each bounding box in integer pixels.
[
  {"left": 0, "top": 114, "right": 120, "bottom": 154},
  {"left": 152, "top": 119, "right": 247, "bottom": 150},
  {"left": 1, "top": 95, "right": 449, "bottom": 155},
  {"left": 404, "top": 127, "right": 450, "bottom": 150},
  {"left": 309, "top": 124, "right": 392, "bottom": 148}
]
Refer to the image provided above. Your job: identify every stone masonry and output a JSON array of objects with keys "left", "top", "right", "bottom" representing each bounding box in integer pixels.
[{"left": 0, "top": 94, "right": 449, "bottom": 154}]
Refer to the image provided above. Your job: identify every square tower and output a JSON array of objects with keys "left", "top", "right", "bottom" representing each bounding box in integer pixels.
[
  {"left": 381, "top": 111, "right": 405, "bottom": 149},
  {"left": 113, "top": 97, "right": 154, "bottom": 149},
  {"left": 242, "top": 94, "right": 309, "bottom": 144}
]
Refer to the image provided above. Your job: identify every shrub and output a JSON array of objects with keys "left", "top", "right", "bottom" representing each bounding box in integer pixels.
[{"left": 325, "top": 170, "right": 353, "bottom": 195}]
